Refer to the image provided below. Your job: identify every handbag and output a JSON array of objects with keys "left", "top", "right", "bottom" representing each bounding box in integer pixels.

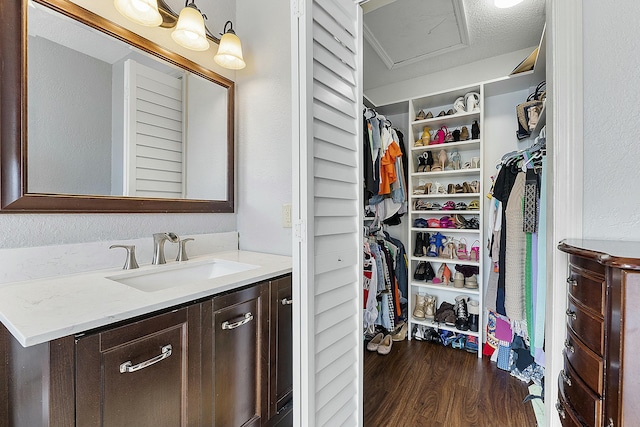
[{"left": 516, "top": 81, "right": 546, "bottom": 140}]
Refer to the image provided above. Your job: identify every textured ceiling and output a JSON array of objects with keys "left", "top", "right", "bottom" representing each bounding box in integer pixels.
[{"left": 363, "top": 0, "right": 546, "bottom": 90}]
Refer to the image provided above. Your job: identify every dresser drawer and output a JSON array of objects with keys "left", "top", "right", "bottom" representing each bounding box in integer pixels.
[
  {"left": 560, "top": 356, "right": 602, "bottom": 427},
  {"left": 569, "top": 254, "right": 605, "bottom": 277},
  {"left": 564, "top": 328, "right": 604, "bottom": 394},
  {"left": 567, "top": 266, "right": 605, "bottom": 316},
  {"left": 556, "top": 396, "right": 587, "bottom": 427},
  {"left": 566, "top": 295, "right": 604, "bottom": 356}
]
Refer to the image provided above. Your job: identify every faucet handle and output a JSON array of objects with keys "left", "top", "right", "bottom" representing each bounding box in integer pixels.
[
  {"left": 176, "top": 238, "right": 194, "bottom": 262},
  {"left": 109, "top": 245, "right": 140, "bottom": 270}
]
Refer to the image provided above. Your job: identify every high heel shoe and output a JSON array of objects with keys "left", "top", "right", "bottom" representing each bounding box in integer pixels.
[
  {"left": 470, "top": 240, "right": 480, "bottom": 261},
  {"left": 453, "top": 97, "right": 466, "bottom": 114},
  {"left": 471, "top": 157, "right": 480, "bottom": 169},
  {"left": 421, "top": 126, "right": 431, "bottom": 145},
  {"left": 433, "top": 263, "right": 451, "bottom": 284},
  {"left": 426, "top": 151, "right": 434, "bottom": 170},
  {"left": 392, "top": 321, "right": 408, "bottom": 341},
  {"left": 456, "top": 238, "right": 469, "bottom": 260},
  {"left": 460, "top": 126, "right": 469, "bottom": 140},
  {"left": 438, "top": 149, "right": 448, "bottom": 170},
  {"left": 450, "top": 150, "right": 461, "bottom": 170}
]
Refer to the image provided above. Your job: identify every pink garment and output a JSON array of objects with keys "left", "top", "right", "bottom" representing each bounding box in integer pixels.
[{"left": 495, "top": 316, "right": 513, "bottom": 342}]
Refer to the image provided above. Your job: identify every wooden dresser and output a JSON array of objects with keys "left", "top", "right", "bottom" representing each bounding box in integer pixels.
[{"left": 557, "top": 240, "right": 640, "bottom": 427}]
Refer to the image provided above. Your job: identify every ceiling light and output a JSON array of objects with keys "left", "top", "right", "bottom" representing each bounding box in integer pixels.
[
  {"left": 214, "top": 21, "right": 246, "bottom": 70},
  {"left": 114, "top": 0, "right": 163, "bottom": 27},
  {"left": 495, "top": 0, "right": 524, "bottom": 8},
  {"left": 171, "top": 1, "right": 210, "bottom": 51}
]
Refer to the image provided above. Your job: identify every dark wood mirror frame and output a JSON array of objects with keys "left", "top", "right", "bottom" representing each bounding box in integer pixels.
[{"left": 0, "top": 0, "right": 234, "bottom": 213}]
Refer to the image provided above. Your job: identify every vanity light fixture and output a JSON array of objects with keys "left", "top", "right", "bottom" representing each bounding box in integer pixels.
[
  {"left": 114, "top": 0, "right": 163, "bottom": 27},
  {"left": 494, "top": 0, "right": 524, "bottom": 8},
  {"left": 214, "top": 21, "right": 246, "bottom": 70},
  {"left": 171, "top": 0, "right": 210, "bottom": 51}
]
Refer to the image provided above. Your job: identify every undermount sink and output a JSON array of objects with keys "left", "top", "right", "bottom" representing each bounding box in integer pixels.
[{"left": 107, "top": 259, "right": 260, "bottom": 292}]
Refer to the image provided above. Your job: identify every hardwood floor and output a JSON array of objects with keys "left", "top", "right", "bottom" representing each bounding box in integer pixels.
[{"left": 364, "top": 339, "right": 538, "bottom": 427}]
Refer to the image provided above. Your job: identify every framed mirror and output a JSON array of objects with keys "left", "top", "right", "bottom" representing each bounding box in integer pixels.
[{"left": 0, "top": 0, "right": 234, "bottom": 213}]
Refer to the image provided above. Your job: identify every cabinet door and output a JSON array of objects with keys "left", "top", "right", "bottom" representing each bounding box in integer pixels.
[
  {"left": 269, "top": 275, "right": 293, "bottom": 420},
  {"left": 206, "top": 283, "right": 269, "bottom": 427},
  {"left": 76, "top": 306, "right": 201, "bottom": 427}
]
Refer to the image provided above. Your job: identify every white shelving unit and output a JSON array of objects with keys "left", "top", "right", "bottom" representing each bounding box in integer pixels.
[{"left": 406, "top": 84, "right": 484, "bottom": 357}]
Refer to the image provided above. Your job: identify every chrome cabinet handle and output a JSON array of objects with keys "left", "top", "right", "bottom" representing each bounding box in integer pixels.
[
  {"left": 565, "top": 309, "right": 577, "bottom": 320},
  {"left": 281, "top": 298, "right": 293, "bottom": 306},
  {"left": 564, "top": 339, "right": 575, "bottom": 353},
  {"left": 221, "top": 312, "right": 254, "bottom": 330},
  {"left": 120, "top": 344, "right": 172, "bottom": 373},
  {"left": 555, "top": 401, "right": 566, "bottom": 419},
  {"left": 566, "top": 277, "right": 577, "bottom": 287},
  {"left": 560, "top": 369, "right": 573, "bottom": 386}
]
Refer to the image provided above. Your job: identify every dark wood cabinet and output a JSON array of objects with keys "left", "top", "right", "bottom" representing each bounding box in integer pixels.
[
  {"left": 202, "top": 282, "right": 269, "bottom": 427},
  {"left": 268, "top": 276, "right": 293, "bottom": 426},
  {"left": 558, "top": 240, "right": 640, "bottom": 427},
  {"left": 75, "top": 306, "right": 202, "bottom": 427},
  {"left": 0, "top": 273, "right": 293, "bottom": 427}
]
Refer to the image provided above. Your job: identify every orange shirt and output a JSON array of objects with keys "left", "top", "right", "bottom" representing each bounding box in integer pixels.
[{"left": 379, "top": 141, "right": 402, "bottom": 195}]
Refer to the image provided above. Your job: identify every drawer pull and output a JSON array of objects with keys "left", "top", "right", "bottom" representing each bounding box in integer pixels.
[
  {"left": 565, "top": 309, "right": 577, "bottom": 320},
  {"left": 567, "top": 277, "right": 578, "bottom": 287},
  {"left": 281, "top": 298, "right": 293, "bottom": 306},
  {"left": 560, "top": 369, "right": 573, "bottom": 386},
  {"left": 119, "top": 344, "right": 172, "bottom": 374},
  {"left": 564, "top": 339, "right": 575, "bottom": 353},
  {"left": 555, "top": 401, "right": 566, "bottom": 419},
  {"left": 222, "top": 312, "right": 254, "bottom": 330}
]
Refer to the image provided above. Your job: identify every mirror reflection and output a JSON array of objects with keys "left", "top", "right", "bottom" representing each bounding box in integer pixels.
[{"left": 27, "top": 4, "right": 228, "bottom": 200}]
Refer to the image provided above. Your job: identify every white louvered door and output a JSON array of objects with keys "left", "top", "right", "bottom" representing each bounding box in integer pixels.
[
  {"left": 123, "top": 59, "right": 185, "bottom": 198},
  {"left": 292, "top": 0, "right": 363, "bottom": 426}
]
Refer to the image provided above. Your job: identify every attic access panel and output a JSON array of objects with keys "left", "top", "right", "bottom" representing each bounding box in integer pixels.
[{"left": 363, "top": 0, "right": 468, "bottom": 70}]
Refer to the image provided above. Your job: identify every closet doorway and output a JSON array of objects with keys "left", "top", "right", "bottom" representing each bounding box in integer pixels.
[{"left": 361, "top": 1, "right": 547, "bottom": 426}]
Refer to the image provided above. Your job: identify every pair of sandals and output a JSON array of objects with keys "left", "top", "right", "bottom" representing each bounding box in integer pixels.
[{"left": 453, "top": 92, "right": 480, "bottom": 114}]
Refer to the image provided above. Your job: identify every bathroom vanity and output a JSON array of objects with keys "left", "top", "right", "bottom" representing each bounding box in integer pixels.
[{"left": 0, "top": 251, "right": 292, "bottom": 427}]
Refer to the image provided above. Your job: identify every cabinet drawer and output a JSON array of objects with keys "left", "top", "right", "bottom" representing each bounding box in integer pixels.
[
  {"left": 569, "top": 255, "right": 605, "bottom": 277},
  {"left": 567, "top": 266, "right": 605, "bottom": 316},
  {"left": 560, "top": 356, "right": 602, "bottom": 427},
  {"left": 556, "top": 390, "right": 587, "bottom": 427},
  {"left": 566, "top": 295, "right": 604, "bottom": 356},
  {"left": 564, "top": 329, "right": 604, "bottom": 395}
]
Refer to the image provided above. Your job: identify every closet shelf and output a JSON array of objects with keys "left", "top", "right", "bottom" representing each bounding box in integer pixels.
[
  {"left": 410, "top": 256, "right": 479, "bottom": 267},
  {"left": 411, "top": 318, "right": 481, "bottom": 338},
  {"left": 411, "top": 169, "right": 480, "bottom": 178},
  {"left": 411, "top": 281, "right": 481, "bottom": 296},
  {"left": 411, "top": 209, "right": 480, "bottom": 215},
  {"left": 412, "top": 111, "right": 480, "bottom": 128},
  {"left": 410, "top": 227, "right": 480, "bottom": 234},
  {"left": 412, "top": 193, "right": 481, "bottom": 199},
  {"left": 411, "top": 139, "right": 480, "bottom": 152}
]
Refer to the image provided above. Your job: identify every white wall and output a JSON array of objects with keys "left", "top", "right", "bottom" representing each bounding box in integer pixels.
[
  {"left": 235, "top": 0, "right": 292, "bottom": 256},
  {"left": 364, "top": 47, "right": 535, "bottom": 107},
  {"left": 583, "top": 1, "right": 640, "bottom": 239}
]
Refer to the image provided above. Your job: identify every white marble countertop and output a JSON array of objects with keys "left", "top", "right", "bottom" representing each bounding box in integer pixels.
[{"left": 0, "top": 250, "right": 292, "bottom": 347}]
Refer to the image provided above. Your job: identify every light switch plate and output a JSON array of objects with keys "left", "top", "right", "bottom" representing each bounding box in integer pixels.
[{"left": 282, "top": 203, "right": 292, "bottom": 228}]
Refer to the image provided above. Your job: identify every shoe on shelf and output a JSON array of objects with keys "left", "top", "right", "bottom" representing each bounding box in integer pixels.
[
  {"left": 414, "top": 261, "right": 427, "bottom": 280},
  {"left": 454, "top": 295, "right": 469, "bottom": 331},
  {"left": 424, "top": 262, "right": 436, "bottom": 281},
  {"left": 440, "top": 330, "right": 456, "bottom": 345},
  {"left": 437, "top": 110, "right": 446, "bottom": 117},
  {"left": 468, "top": 300, "right": 479, "bottom": 332},
  {"left": 425, "top": 111, "right": 433, "bottom": 119},
  {"left": 434, "top": 301, "right": 455, "bottom": 323},
  {"left": 470, "top": 240, "right": 481, "bottom": 261},
  {"left": 453, "top": 97, "right": 466, "bottom": 114},
  {"left": 424, "top": 295, "right": 436, "bottom": 318},
  {"left": 471, "top": 120, "right": 480, "bottom": 139},
  {"left": 424, "top": 327, "right": 441, "bottom": 344},
  {"left": 453, "top": 271, "right": 465, "bottom": 288},
  {"left": 465, "top": 274, "right": 479, "bottom": 289},
  {"left": 415, "top": 110, "right": 426, "bottom": 121},
  {"left": 377, "top": 334, "right": 393, "bottom": 355},
  {"left": 366, "top": 332, "right": 385, "bottom": 351},
  {"left": 412, "top": 325, "right": 424, "bottom": 341},
  {"left": 456, "top": 238, "right": 468, "bottom": 260},
  {"left": 465, "top": 92, "right": 480, "bottom": 113},
  {"left": 451, "top": 334, "right": 466, "bottom": 350},
  {"left": 413, "top": 294, "right": 426, "bottom": 319},
  {"left": 460, "top": 126, "right": 469, "bottom": 140}
]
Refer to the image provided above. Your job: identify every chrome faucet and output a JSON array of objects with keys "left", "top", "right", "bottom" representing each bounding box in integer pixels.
[{"left": 152, "top": 232, "right": 180, "bottom": 265}]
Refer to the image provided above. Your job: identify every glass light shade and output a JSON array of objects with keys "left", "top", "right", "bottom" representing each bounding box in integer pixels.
[
  {"left": 494, "top": 0, "right": 524, "bottom": 7},
  {"left": 171, "top": 6, "right": 210, "bottom": 51},
  {"left": 214, "top": 32, "right": 246, "bottom": 70},
  {"left": 114, "top": 0, "right": 162, "bottom": 27}
]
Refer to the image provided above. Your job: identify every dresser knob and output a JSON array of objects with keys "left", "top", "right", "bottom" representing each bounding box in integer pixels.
[
  {"left": 564, "top": 339, "right": 575, "bottom": 353},
  {"left": 566, "top": 277, "right": 577, "bottom": 287},
  {"left": 555, "top": 401, "right": 566, "bottom": 419},
  {"left": 560, "top": 369, "right": 572, "bottom": 386},
  {"left": 565, "top": 309, "right": 577, "bottom": 320}
]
